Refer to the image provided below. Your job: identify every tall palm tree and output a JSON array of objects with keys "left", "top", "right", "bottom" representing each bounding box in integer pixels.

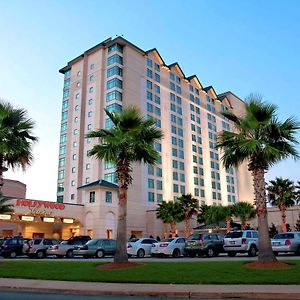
[
  {"left": 217, "top": 94, "right": 300, "bottom": 263},
  {"left": 0, "top": 193, "right": 13, "bottom": 213},
  {"left": 177, "top": 194, "right": 198, "bottom": 237},
  {"left": 267, "top": 177, "right": 295, "bottom": 232},
  {"left": 87, "top": 107, "right": 163, "bottom": 263},
  {"left": 156, "top": 201, "right": 184, "bottom": 237},
  {"left": 232, "top": 202, "right": 256, "bottom": 229},
  {"left": 0, "top": 101, "right": 38, "bottom": 192}
]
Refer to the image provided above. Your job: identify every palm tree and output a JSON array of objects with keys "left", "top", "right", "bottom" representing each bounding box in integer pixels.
[
  {"left": 0, "top": 101, "right": 38, "bottom": 192},
  {"left": 232, "top": 202, "right": 256, "bottom": 229},
  {"left": 197, "top": 204, "right": 210, "bottom": 224},
  {"left": 87, "top": 107, "right": 163, "bottom": 263},
  {"left": 267, "top": 177, "right": 295, "bottom": 232},
  {"left": 0, "top": 193, "right": 13, "bottom": 213},
  {"left": 223, "top": 205, "right": 233, "bottom": 233},
  {"left": 217, "top": 94, "right": 300, "bottom": 263},
  {"left": 156, "top": 201, "right": 173, "bottom": 239},
  {"left": 177, "top": 194, "right": 198, "bottom": 237},
  {"left": 204, "top": 205, "right": 227, "bottom": 232},
  {"left": 294, "top": 181, "right": 300, "bottom": 204}
]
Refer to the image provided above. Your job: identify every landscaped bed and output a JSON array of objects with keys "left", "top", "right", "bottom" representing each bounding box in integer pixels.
[{"left": 0, "top": 261, "right": 299, "bottom": 284}]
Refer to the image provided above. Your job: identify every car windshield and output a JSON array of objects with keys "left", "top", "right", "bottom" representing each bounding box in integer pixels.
[
  {"left": 273, "top": 233, "right": 295, "bottom": 239},
  {"left": 161, "top": 238, "right": 174, "bottom": 242},
  {"left": 225, "top": 232, "right": 243, "bottom": 238},
  {"left": 60, "top": 241, "right": 68, "bottom": 244},
  {"left": 188, "top": 234, "right": 202, "bottom": 240},
  {"left": 128, "top": 238, "right": 139, "bottom": 243},
  {"left": 86, "top": 240, "right": 98, "bottom": 246}
]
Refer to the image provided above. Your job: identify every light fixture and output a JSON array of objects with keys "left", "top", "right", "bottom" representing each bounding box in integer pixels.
[
  {"left": 63, "top": 218, "right": 74, "bottom": 224},
  {"left": 0, "top": 214, "right": 11, "bottom": 220},
  {"left": 21, "top": 216, "right": 34, "bottom": 221},
  {"left": 43, "top": 217, "right": 55, "bottom": 223}
]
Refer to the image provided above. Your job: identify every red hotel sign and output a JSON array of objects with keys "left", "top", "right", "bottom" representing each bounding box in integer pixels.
[{"left": 16, "top": 199, "right": 65, "bottom": 210}]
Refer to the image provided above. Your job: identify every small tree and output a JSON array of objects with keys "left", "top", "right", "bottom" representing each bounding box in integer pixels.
[
  {"left": 177, "top": 194, "right": 198, "bottom": 237},
  {"left": 232, "top": 202, "right": 256, "bottom": 229}
]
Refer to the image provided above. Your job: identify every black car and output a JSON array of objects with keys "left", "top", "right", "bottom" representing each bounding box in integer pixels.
[{"left": 0, "top": 237, "right": 29, "bottom": 258}]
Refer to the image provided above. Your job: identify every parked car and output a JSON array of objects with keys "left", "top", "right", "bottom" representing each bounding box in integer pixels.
[
  {"left": 271, "top": 232, "right": 300, "bottom": 255},
  {"left": 23, "top": 238, "right": 60, "bottom": 258},
  {"left": 185, "top": 233, "right": 224, "bottom": 257},
  {"left": 223, "top": 230, "right": 259, "bottom": 257},
  {"left": 74, "top": 239, "right": 116, "bottom": 258},
  {"left": 0, "top": 237, "right": 30, "bottom": 258},
  {"left": 46, "top": 236, "right": 91, "bottom": 258},
  {"left": 151, "top": 237, "right": 186, "bottom": 258},
  {"left": 127, "top": 238, "right": 157, "bottom": 258}
]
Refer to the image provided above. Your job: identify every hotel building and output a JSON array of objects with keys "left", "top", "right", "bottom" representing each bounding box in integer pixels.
[{"left": 56, "top": 36, "right": 254, "bottom": 239}]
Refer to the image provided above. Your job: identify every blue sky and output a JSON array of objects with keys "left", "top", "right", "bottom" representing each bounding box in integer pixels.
[{"left": 1, "top": 0, "right": 300, "bottom": 200}]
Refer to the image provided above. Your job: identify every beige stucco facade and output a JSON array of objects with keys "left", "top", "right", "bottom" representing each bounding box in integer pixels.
[{"left": 55, "top": 36, "right": 255, "bottom": 239}]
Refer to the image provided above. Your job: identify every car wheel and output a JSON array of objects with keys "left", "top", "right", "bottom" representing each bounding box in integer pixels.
[
  {"left": 36, "top": 251, "right": 45, "bottom": 259},
  {"left": 66, "top": 250, "right": 74, "bottom": 258},
  {"left": 172, "top": 248, "right": 180, "bottom": 258},
  {"left": 9, "top": 251, "right": 17, "bottom": 259},
  {"left": 206, "top": 247, "right": 215, "bottom": 258},
  {"left": 227, "top": 252, "right": 237, "bottom": 257},
  {"left": 248, "top": 245, "right": 257, "bottom": 257},
  {"left": 96, "top": 250, "right": 105, "bottom": 258},
  {"left": 137, "top": 249, "right": 145, "bottom": 258}
]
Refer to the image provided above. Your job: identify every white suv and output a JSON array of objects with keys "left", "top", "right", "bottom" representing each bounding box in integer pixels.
[{"left": 223, "top": 230, "right": 259, "bottom": 257}]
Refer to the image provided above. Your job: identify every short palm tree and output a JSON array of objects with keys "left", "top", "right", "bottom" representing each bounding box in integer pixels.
[
  {"left": 87, "top": 107, "right": 163, "bottom": 263},
  {"left": 232, "top": 202, "right": 256, "bottom": 229},
  {"left": 197, "top": 204, "right": 210, "bottom": 224},
  {"left": 204, "top": 205, "right": 227, "bottom": 232},
  {"left": 267, "top": 177, "right": 295, "bottom": 232},
  {"left": 156, "top": 200, "right": 184, "bottom": 237},
  {"left": 177, "top": 194, "right": 198, "bottom": 237},
  {"left": 223, "top": 205, "right": 233, "bottom": 233},
  {"left": 294, "top": 181, "right": 300, "bottom": 204},
  {"left": 0, "top": 193, "right": 13, "bottom": 213},
  {"left": 156, "top": 201, "right": 173, "bottom": 239},
  {"left": 217, "top": 94, "right": 300, "bottom": 263},
  {"left": 0, "top": 101, "right": 38, "bottom": 192}
]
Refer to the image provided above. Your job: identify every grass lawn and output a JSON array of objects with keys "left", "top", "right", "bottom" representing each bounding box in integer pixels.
[{"left": 0, "top": 260, "right": 300, "bottom": 284}]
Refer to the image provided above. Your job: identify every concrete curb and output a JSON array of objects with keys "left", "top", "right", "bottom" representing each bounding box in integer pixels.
[{"left": 1, "top": 279, "right": 300, "bottom": 299}]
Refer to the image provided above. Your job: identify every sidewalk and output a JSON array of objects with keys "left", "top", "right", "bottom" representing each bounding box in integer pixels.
[{"left": 0, "top": 278, "right": 300, "bottom": 299}]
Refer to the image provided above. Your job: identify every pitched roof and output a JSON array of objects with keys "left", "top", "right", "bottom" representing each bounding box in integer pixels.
[{"left": 78, "top": 179, "right": 118, "bottom": 190}]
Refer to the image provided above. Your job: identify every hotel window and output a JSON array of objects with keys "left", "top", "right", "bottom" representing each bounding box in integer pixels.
[
  {"left": 154, "top": 95, "right": 160, "bottom": 104},
  {"left": 154, "top": 63, "right": 160, "bottom": 71},
  {"left": 157, "top": 194, "right": 163, "bottom": 203},
  {"left": 148, "top": 179, "right": 154, "bottom": 189},
  {"left": 108, "top": 43, "right": 123, "bottom": 53},
  {"left": 147, "top": 80, "right": 152, "bottom": 89},
  {"left": 195, "top": 97, "right": 200, "bottom": 105},
  {"left": 154, "top": 107, "right": 161, "bottom": 116},
  {"left": 105, "top": 119, "right": 113, "bottom": 129},
  {"left": 87, "top": 124, "right": 92, "bottom": 130},
  {"left": 72, "top": 167, "right": 76, "bottom": 173},
  {"left": 64, "top": 79, "right": 70, "bottom": 87},
  {"left": 176, "top": 96, "right": 181, "bottom": 105},
  {"left": 61, "top": 122, "right": 67, "bottom": 131},
  {"left": 60, "top": 134, "right": 67, "bottom": 143},
  {"left": 88, "top": 111, "right": 92, "bottom": 117},
  {"left": 170, "top": 93, "right": 175, "bottom": 101},
  {"left": 173, "top": 184, "right": 179, "bottom": 193},
  {"left": 148, "top": 192, "right": 154, "bottom": 202},
  {"left": 189, "top": 85, "right": 194, "bottom": 92},
  {"left": 85, "top": 177, "right": 90, "bottom": 184},
  {"left": 77, "top": 71, "right": 81, "bottom": 76},
  {"left": 107, "top": 54, "right": 123, "bottom": 65},
  {"left": 147, "top": 91, "right": 153, "bottom": 101},
  {"left": 65, "top": 69, "right": 71, "bottom": 77},
  {"left": 90, "top": 64, "right": 94, "bottom": 70},
  {"left": 154, "top": 85, "right": 160, "bottom": 94},
  {"left": 72, "top": 154, "right": 76, "bottom": 160},
  {"left": 107, "top": 66, "right": 123, "bottom": 77},
  {"left": 88, "top": 98, "right": 93, "bottom": 105},
  {"left": 170, "top": 103, "right": 176, "bottom": 112},
  {"left": 178, "top": 150, "right": 184, "bottom": 159},
  {"left": 58, "top": 170, "right": 64, "bottom": 180},
  {"left": 195, "top": 88, "right": 199, "bottom": 95},
  {"left": 73, "top": 129, "right": 78, "bottom": 135},
  {"left": 75, "top": 93, "right": 80, "bottom": 99},
  {"left": 106, "top": 103, "right": 122, "bottom": 113},
  {"left": 176, "top": 86, "right": 181, "bottom": 94},
  {"left": 107, "top": 78, "right": 122, "bottom": 89},
  {"left": 176, "top": 76, "right": 181, "bottom": 84},
  {"left": 58, "top": 158, "right": 65, "bottom": 167},
  {"left": 156, "top": 168, "right": 162, "bottom": 177},
  {"left": 105, "top": 191, "right": 112, "bottom": 203},
  {"left": 157, "top": 180, "right": 162, "bottom": 190},
  {"left": 147, "top": 58, "right": 152, "bottom": 67},
  {"left": 89, "top": 87, "right": 94, "bottom": 93},
  {"left": 194, "top": 177, "right": 198, "bottom": 185},
  {"left": 179, "top": 162, "right": 184, "bottom": 170},
  {"left": 194, "top": 188, "right": 199, "bottom": 197},
  {"left": 147, "top": 68, "right": 153, "bottom": 78},
  {"left": 71, "top": 180, "right": 75, "bottom": 186},
  {"left": 75, "top": 105, "right": 79, "bottom": 111},
  {"left": 147, "top": 103, "right": 153, "bottom": 113},
  {"left": 104, "top": 172, "right": 118, "bottom": 184},
  {"left": 172, "top": 136, "right": 177, "bottom": 145},
  {"left": 62, "top": 100, "right": 69, "bottom": 109},
  {"left": 172, "top": 160, "right": 178, "bottom": 168},
  {"left": 148, "top": 165, "right": 154, "bottom": 175},
  {"left": 154, "top": 73, "right": 160, "bottom": 83},
  {"left": 173, "top": 172, "right": 178, "bottom": 180},
  {"left": 170, "top": 73, "right": 175, "bottom": 80},
  {"left": 180, "top": 174, "right": 185, "bottom": 182},
  {"left": 86, "top": 163, "right": 90, "bottom": 170},
  {"left": 178, "top": 128, "right": 183, "bottom": 137},
  {"left": 200, "top": 189, "right": 205, "bottom": 197},
  {"left": 90, "top": 75, "right": 94, "bottom": 81},
  {"left": 76, "top": 82, "right": 80, "bottom": 88},
  {"left": 180, "top": 186, "right": 185, "bottom": 194},
  {"left": 73, "top": 141, "right": 77, "bottom": 147},
  {"left": 61, "top": 111, "right": 68, "bottom": 120},
  {"left": 57, "top": 195, "right": 63, "bottom": 203},
  {"left": 57, "top": 183, "right": 64, "bottom": 192},
  {"left": 89, "top": 191, "right": 95, "bottom": 203},
  {"left": 71, "top": 194, "right": 75, "bottom": 200},
  {"left": 63, "top": 89, "right": 70, "bottom": 98},
  {"left": 106, "top": 90, "right": 122, "bottom": 102},
  {"left": 172, "top": 148, "right": 177, "bottom": 157},
  {"left": 59, "top": 146, "right": 66, "bottom": 155},
  {"left": 170, "top": 82, "right": 175, "bottom": 91}
]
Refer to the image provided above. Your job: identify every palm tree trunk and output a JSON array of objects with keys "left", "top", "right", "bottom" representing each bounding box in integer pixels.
[
  {"left": 280, "top": 205, "right": 287, "bottom": 232},
  {"left": 0, "top": 155, "right": 4, "bottom": 194},
  {"left": 241, "top": 219, "right": 246, "bottom": 230},
  {"left": 226, "top": 217, "right": 231, "bottom": 233},
  {"left": 185, "top": 218, "right": 190, "bottom": 238},
  {"left": 114, "top": 186, "right": 128, "bottom": 263},
  {"left": 163, "top": 223, "right": 169, "bottom": 239},
  {"left": 171, "top": 221, "right": 176, "bottom": 237},
  {"left": 252, "top": 168, "right": 276, "bottom": 262}
]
